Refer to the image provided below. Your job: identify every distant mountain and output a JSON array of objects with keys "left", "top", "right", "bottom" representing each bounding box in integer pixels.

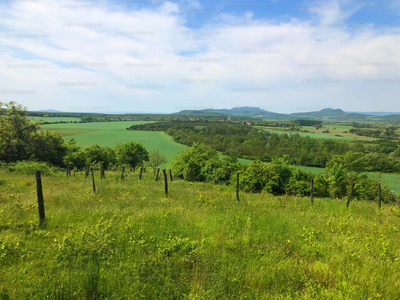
[
  {"left": 290, "top": 108, "right": 372, "bottom": 120},
  {"left": 173, "top": 107, "right": 399, "bottom": 121},
  {"left": 37, "top": 109, "right": 62, "bottom": 113},
  {"left": 174, "top": 106, "right": 289, "bottom": 119},
  {"left": 349, "top": 112, "right": 400, "bottom": 116}
]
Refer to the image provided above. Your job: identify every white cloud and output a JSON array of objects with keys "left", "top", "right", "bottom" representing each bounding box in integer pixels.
[{"left": 0, "top": 0, "right": 399, "bottom": 113}]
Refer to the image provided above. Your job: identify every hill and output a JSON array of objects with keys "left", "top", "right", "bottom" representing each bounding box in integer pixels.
[
  {"left": 1, "top": 169, "right": 400, "bottom": 299},
  {"left": 290, "top": 108, "right": 372, "bottom": 120},
  {"left": 174, "top": 106, "right": 289, "bottom": 119},
  {"left": 37, "top": 109, "right": 62, "bottom": 113},
  {"left": 174, "top": 107, "right": 400, "bottom": 121}
]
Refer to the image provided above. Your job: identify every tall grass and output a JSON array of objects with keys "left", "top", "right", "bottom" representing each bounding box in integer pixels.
[{"left": 0, "top": 169, "right": 399, "bottom": 299}]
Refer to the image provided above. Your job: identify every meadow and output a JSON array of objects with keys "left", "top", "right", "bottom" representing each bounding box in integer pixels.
[
  {"left": 1, "top": 170, "right": 400, "bottom": 299},
  {"left": 42, "top": 122, "right": 184, "bottom": 165}
]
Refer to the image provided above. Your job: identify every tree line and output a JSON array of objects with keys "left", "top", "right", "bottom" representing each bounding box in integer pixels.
[
  {"left": 0, "top": 102, "right": 165, "bottom": 171},
  {"left": 128, "top": 121, "right": 400, "bottom": 172},
  {"left": 171, "top": 143, "right": 393, "bottom": 202}
]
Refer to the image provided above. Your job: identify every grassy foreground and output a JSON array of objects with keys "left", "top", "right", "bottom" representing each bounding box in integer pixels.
[{"left": 1, "top": 171, "right": 400, "bottom": 299}]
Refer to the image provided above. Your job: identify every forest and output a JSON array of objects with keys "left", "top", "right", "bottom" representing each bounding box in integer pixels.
[{"left": 128, "top": 121, "right": 400, "bottom": 172}]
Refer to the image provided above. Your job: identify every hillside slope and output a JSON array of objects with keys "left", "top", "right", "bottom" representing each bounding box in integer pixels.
[{"left": 1, "top": 170, "right": 400, "bottom": 299}]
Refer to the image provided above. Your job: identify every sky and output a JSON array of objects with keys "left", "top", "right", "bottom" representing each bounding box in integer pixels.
[{"left": 0, "top": 0, "right": 399, "bottom": 114}]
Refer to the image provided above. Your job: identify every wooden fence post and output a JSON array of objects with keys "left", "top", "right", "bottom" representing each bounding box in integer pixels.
[
  {"left": 310, "top": 179, "right": 314, "bottom": 205},
  {"left": 163, "top": 169, "right": 168, "bottom": 197},
  {"left": 169, "top": 169, "right": 173, "bottom": 182},
  {"left": 35, "top": 171, "right": 46, "bottom": 225},
  {"left": 391, "top": 192, "right": 399, "bottom": 207},
  {"left": 236, "top": 172, "right": 240, "bottom": 203},
  {"left": 378, "top": 182, "right": 381, "bottom": 209},
  {"left": 346, "top": 182, "right": 355, "bottom": 208},
  {"left": 139, "top": 167, "right": 143, "bottom": 180},
  {"left": 66, "top": 162, "right": 71, "bottom": 177},
  {"left": 91, "top": 167, "right": 96, "bottom": 192},
  {"left": 85, "top": 163, "right": 90, "bottom": 179},
  {"left": 156, "top": 168, "right": 160, "bottom": 182},
  {"left": 100, "top": 164, "right": 105, "bottom": 179},
  {"left": 121, "top": 165, "right": 125, "bottom": 180}
]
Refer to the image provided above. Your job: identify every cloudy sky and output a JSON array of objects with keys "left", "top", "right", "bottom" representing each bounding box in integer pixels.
[{"left": 1, "top": 0, "right": 399, "bottom": 113}]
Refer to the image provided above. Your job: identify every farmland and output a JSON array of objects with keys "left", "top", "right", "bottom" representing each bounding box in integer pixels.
[
  {"left": 1, "top": 170, "right": 400, "bottom": 299},
  {"left": 42, "top": 121, "right": 184, "bottom": 165},
  {"left": 39, "top": 120, "right": 400, "bottom": 192}
]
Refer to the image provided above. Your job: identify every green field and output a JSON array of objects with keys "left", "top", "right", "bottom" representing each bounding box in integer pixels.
[
  {"left": 256, "top": 126, "right": 376, "bottom": 142},
  {"left": 31, "top": 117, "right": 81, "bottom": 122},
  {"left": 1, "top": 170, "right": 400, "bottom": 299},
  {"left": 42, "top": 121, "right": 397, "bottom": 191},
  {"left": 43, "top": 122, "right": 184, "bottom": 166}
]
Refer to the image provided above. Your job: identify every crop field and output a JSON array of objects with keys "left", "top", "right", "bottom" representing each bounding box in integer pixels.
[
  {"left": 31, "top": 117, "right": 82, "bottom": 122},
  {"left": 43, "top": 122, "right": 183, "bottom": 165},
  {"left": 1, "top": 170, "right": 400, "bottom": 299},
  {"left": 44, "top": 128, "right": 96, "bottom": 137},
  {"left": 256, "top": 126, "right": 377, "bottom": 142}
]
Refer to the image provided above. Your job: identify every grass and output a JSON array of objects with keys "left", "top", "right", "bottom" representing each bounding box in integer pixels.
[
  {"left": 256, "top": 126, "right": 377, "bottom": 142},
  {"left": 31, "top": 117, "right": 82, "bottom": 122},
  {"left": 43, "top": 122, "right": 184, "bottom": 165},
  {"left": 45, "top": 128, "right": 97, "bottom": 137},
  {"left": 1, "top": 170, "right": 400, "bottom": 299}
]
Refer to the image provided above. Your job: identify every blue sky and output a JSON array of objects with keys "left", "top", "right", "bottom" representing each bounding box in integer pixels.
[{"left": 0, "top": 0, "right": 399, "bottom": 113}]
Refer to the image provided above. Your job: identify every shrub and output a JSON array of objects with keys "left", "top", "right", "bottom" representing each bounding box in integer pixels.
[
  {"left": 172, "top": 143, "right": 219, "bottom": 181},
  {"left": 4, "top": 161, "right": 60, "bottom": 175}
]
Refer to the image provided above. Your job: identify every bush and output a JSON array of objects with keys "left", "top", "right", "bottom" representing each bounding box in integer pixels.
[
  {"left": 172, "top": 143, "right": 394, "bottom": 202},
  {"left": 172, "top": 143, "right": 219, "bottom": 181},
  {"left": 232, "top": 158, "right": 294, "bottom": 195},
  {"left": 286, "top": 169, "right": 314, "bottom": 196},
  {"left": 4, "top": 161, "right": 60, "bottom": 175}
]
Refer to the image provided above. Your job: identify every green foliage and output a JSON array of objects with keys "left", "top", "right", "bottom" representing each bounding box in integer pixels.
[
  {"left": 234, "top": 160, "right": 281, "bottom": 194},
  {"left": 0, "top": 102, "right": 68, "bottom": 167},
  {"left": 294, "top": 119, "right": 323, "bottom": 126},
  {"left": 83, "top": 144, "right": 116, "bottom": 169},
  {"left": 324, "top": 163, "right": 392, "bottom": 201},
  {"left": 147, "top": 149, "right": 167, "bottom": 170},
  {"left": 172, "top": 144, "right": 393, "bottom": 201},
  {"left": 327, "top": 151, "right": 400, "bottom": 173},
  {"left": 286, "top": 169, "right": 314, "bottom": 196},
  {"left": 3, "top": 161, "right": 60, "bottom": 175},
  {"left": 208, "top": 155, "right": 243, "bottom": 184},
  {"left": 115, "top": 142, "right": 149, "bottom": 169},
  {"left": 376, "top": 141, "right": 398, "bottom": 154},
  {"left": 172, "top": 143, "right": 219, "bottom": 181}
]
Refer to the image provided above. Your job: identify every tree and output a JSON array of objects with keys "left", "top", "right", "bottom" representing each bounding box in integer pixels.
[
  {"left": 83, "top": 144, "right": 116, "bottom": 169},
  {"left": 0, "top": 101, "right": 67, "bottom": 166},
  {"left": 0, "top": 101, "right": 40, "bottom": 162},
  {"left": 172, "top": 143, "right": 218, "bottom": 181},
  {"left": 147, "top": 150, "right": 167, "bottom": 171},
  {"left": 115, "top": 142, "right": 149, "bottom": 170}
]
